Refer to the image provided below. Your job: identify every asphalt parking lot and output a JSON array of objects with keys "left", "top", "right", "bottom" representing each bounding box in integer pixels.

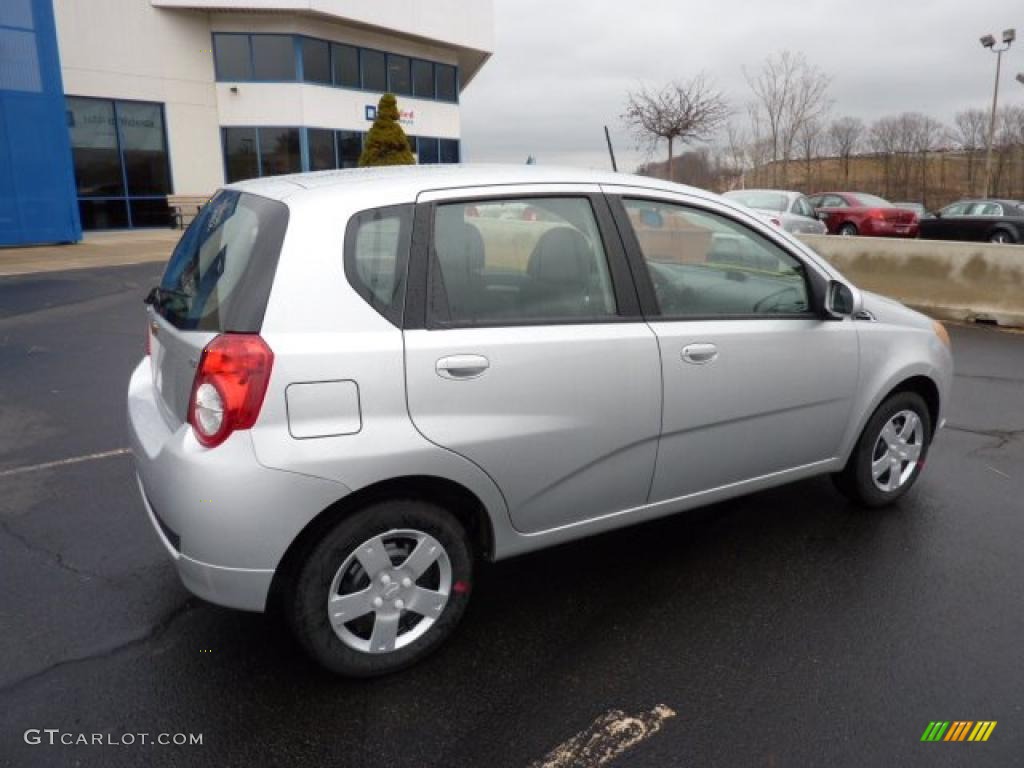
[{"left": 1, "top": 262, "right": 1022, "bottom": 767}]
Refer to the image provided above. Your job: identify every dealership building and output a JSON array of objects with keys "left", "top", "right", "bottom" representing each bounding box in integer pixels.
[{"left": 0, "top": 0, "right": 493, "bottom": 244}]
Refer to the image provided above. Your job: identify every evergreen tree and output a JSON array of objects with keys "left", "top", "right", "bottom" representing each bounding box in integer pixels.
[{"left": 358, "top": 93, "right": 415, "bottom": 167}]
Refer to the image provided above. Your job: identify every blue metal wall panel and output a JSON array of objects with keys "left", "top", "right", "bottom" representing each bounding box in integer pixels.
[{"left": 0, "top": 0, "right": 81, "bottom": 245}]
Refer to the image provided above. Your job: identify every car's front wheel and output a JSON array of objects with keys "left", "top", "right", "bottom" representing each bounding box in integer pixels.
[
  {"left": 287, "top": 499, "right": 473, "bottom": 677},
  {"left": 833, "top": 391, "right": 932, "bottom": 507},
  {"left": 838, "top": 223, "right": 859, "bottom": 237},
  {"left": 989, "top": 229, "right": 1015, "bottom": 244}
]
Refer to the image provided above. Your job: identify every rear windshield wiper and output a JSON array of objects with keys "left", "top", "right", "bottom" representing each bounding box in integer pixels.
[{"left": 144, "top": 286, "right": 191, "bottom": 307}]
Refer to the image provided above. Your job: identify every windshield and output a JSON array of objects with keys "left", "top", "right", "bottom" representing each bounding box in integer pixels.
[
  {"left": 151, "top": 190, "right": 289, "bottom": 331},
  {"left": 725, "top": 191, "right": 788, "bottom": 212},
  {"left": 851, "top": 194, "right": 893, "bottom": 208}
]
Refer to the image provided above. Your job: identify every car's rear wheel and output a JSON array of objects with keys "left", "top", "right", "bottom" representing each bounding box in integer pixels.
[
  {"left": 989, "top": 229, "right": 1014, "bottom": 244},
  {"left": 838, "top": 223, "right": 858, "bottom": 237},
  {"left": 287, "top": 499, "right": 473, "bottom": 677},
  {"left": 832, "top": 392, "right": 932, "bottom": 508}
]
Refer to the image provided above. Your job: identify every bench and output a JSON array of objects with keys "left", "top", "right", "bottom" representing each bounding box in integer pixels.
[{"left": 167, "top": 194, "right": 212, "bottom": 229}]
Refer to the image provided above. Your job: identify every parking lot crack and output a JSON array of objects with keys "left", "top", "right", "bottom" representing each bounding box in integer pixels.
[
  {"left": 944, "top": 424, "right": 1023, "bottom": 452},
  {"left": 0, "top": 519, "right": 105, "bottom": 582},
  {"left": 0, "top": 598, "right": 197, "bottom": 697}
]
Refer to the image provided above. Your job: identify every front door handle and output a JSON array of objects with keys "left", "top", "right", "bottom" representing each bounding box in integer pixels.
[
  {"left": 681, "top": 343, "right": 718, "bottom": 365},
  {"left": 436, "top": 354, "right": 490, "bottom": 380}
]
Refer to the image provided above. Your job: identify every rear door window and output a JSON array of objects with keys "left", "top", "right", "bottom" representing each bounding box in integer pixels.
[
  {"left": 153, "top": 190, "right": 289, "bottom": 331},
  {"left": 427, "top": 197, "right": 618, "bottom": 326}
]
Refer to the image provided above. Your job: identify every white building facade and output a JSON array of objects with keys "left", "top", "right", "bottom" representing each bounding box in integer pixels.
[{"left": 53, "top": 0, "right": 494, "bottom": 229}]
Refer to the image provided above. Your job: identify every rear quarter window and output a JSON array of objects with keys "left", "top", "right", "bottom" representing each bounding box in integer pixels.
[
  {"left": 154, "top": 190, "right": 289, "bottom": 331},
  {"left": 344, "top": 204, "right": 413, "bottom": 326}
]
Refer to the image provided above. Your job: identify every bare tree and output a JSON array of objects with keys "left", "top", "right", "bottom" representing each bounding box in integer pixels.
[
  {"left": 745, "top": 51, "right": 832, "bottom": 187},
  {"left": 722, "top": 121, "right": 750, "bottom": 189},
  {"left": 952, "top": 109, "right": 988, "bottom": 194},
  {"left": 796, "top": 117, "right": 826, "bottom": 191},
  {"left": 622, "top": 74, "right": 730, "bottom": 181},
  {"left": 910, "top": 115, "right": 945, "bottom": 205},
  {"left": 828, "top": 116, "right": 865, "bottom": 185},
  {"left": 868, "top": 116, "right": 901, "bottom": 198}
]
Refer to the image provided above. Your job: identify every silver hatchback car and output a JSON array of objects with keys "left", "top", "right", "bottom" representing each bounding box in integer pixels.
[{"left": 128, "top": 165, "right": 953, "bottom": 676}]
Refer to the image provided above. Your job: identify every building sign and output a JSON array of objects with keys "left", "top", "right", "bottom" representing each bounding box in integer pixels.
[{"left": 364, "top": 104, "right": 415, "bottom": 127}]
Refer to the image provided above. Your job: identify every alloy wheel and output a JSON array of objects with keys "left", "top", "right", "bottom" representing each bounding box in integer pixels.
[
  {"left": 327, "top": 529, "right": 452, "bottom": 654},
  {"left": 870, "top": 409, "right": 923, "bottom": 492}
]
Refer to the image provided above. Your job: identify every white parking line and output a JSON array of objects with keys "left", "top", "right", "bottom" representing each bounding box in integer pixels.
[
  {"left": 0, "top": 448, "right": 130, "bottom": 479},
  {"left": 528, "top": 705, "right": 676, "bottom": 768}
]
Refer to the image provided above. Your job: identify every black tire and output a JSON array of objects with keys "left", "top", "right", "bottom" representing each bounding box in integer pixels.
[
  {"left": 989, "top": 229, "right": 1015, "bottom": 244},
  {"left": 838, "top": 223, "right": 858, "bottom": 237},
  {"left": 287, "top": 499, "right": 473, "bottom": 677},
  {"left": 832, "top": 391, "right": 932, "bottom": 508}
]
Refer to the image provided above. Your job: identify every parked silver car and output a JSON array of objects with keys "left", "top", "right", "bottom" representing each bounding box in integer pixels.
[
  {"left": 128, "top": 165, "right": 953, "bottom": 676},
  {"left": 723, "top": 189, "right": 828, "bottom": 235}
]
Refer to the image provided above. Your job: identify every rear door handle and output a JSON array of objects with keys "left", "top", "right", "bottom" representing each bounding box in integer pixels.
[
  {"left": 436, "top": 354, "right": 490, "bottom": 380},
  {"left": 681, "top": 343, "right": 718, "bottom": 365}
]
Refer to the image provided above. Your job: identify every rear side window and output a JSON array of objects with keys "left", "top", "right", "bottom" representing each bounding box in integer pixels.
[
  {"left": 154, "top": 190, "right": 288, "bottom": 331},
  {"left": 427, "top": 197, "right": 617, "bottom": 327},
  {"left": 344, "top": 205, "right": 413, "bottom": 326}
]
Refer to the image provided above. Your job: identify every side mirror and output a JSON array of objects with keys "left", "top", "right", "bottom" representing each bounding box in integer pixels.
[
  {"left": 825, "top": 280, "right": 863, "bottom": 318},
  {"left": 932, "top": 210, "right": 942, "bottom": 219},
  {"left": 815, "top": 211, "right": 829, "bottom": 221}
]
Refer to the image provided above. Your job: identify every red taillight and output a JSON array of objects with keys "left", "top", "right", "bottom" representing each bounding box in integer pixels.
[
  {"left": 769, "top": 217, "right": 782, "bottom": 227},
  {"left": 867, "top": 209, "right": 885, "bottom": 220},
  {"left": 187, "top": 334, "right": 274, "bottom": 448}
]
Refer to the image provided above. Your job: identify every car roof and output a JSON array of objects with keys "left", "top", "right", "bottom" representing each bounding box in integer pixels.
[
  {"left": 723, "top": 189, "right": 799, "bottom": 196},
  {"left": 224, "top": 164, "right": 710, "bottom": 203}
]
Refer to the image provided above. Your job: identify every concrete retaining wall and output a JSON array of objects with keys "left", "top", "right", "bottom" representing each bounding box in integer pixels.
[{"left": 798, "top": 234, "right": 1024, "bottom": 328}]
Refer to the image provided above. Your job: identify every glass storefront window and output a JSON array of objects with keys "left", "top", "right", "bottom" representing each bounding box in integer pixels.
[
  {"left": 212, "top": 33, "right": 459, "bottom": 102},
  {"left": 439, "top": 138, "right": 460, "bottom": 164},
  {"left": 337, "top": 130, "right": 362, "bottom": 169},
  {"left": 252, "top": 35, "right": 295, "bottom": 80},
  {"left": 258, "top": 127, "right": 300, "bottom": 176},
  {"left": 387, "top": 54, "right": 411, "bottom": 95},
  {"left": 332, "top": 43, "right": 359, "bottom": 88},
  {"left": 418, "top": 137, "right": 440, "bottom": 164},
  {"left": 66, "top": 96, "right": 171, "bottom": 229},
  {"left": 223, "top": 126, "right": 258, "bottom": 183},
  {"left": 301, "top": 38, "right": 330, "bottom": 84},
  {"left": 436, "top": 64, "right": 457, "bottom": 102},
  {"left": 361, "top": 49, "right": 387, "bottom": 92},
  {"left": 213, "top": 34, "right": 252, "bottom": 80},
  {"left": 67, "top": 96, "right": 123, "bottom": 197},
  {"left": 130, "top": 198, "right": 172, "bottom": 228},
  {"left": 119, "top": 101, "right": 170, "bottom": 196},
  {"left": 307, "top": 128, "right": 336, "bottom": 171},
  {"left": 412, "top": 59, "right": 434, "bottom": 98}
]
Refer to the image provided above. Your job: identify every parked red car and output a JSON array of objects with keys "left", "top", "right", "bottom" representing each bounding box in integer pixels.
[{"left": 807, "top": 192, "right": 919, "bottom": 237}]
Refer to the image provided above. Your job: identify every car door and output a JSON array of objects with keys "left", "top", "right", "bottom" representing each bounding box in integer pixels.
[
  {"left": 605, "top": 188, "right": 859, "bottom": 503},
  {"left": 967, "top": 202, "right": 1002, "bottom": 241},
  {"left": 403, "top": 186, "right": 662, "bottom": 534},
  {"left": 809, "top": 194, "right": 847, "bottom": 233},
  {"left": 790, "top": 196, "right": 820, "bottom": 233}
]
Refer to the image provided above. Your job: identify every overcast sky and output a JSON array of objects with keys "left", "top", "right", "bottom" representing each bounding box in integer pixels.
[{"left": 460, "top": 0, "right": 1023, "bottom": 171}]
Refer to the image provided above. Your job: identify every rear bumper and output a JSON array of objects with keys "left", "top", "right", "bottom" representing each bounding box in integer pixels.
[
  {"left": 863, "top": 220, "right": 919, "bottom": 237},
  {"left": 127, "top": 360, "right": 349, "bottom": 612}
]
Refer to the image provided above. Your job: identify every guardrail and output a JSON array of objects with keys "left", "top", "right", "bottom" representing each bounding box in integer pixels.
[{"left": 798, "top": 234, "right": 1024, "bottom": 328}]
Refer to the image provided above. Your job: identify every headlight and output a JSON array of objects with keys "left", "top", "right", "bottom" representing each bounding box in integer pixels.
[{"left": 932, "top": 320, "right": 951, "bottom": 349}]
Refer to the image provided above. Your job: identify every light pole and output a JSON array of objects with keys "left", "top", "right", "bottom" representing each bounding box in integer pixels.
[{"left": 980, "top": 29, "right": 1015, "bottom": 198}]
